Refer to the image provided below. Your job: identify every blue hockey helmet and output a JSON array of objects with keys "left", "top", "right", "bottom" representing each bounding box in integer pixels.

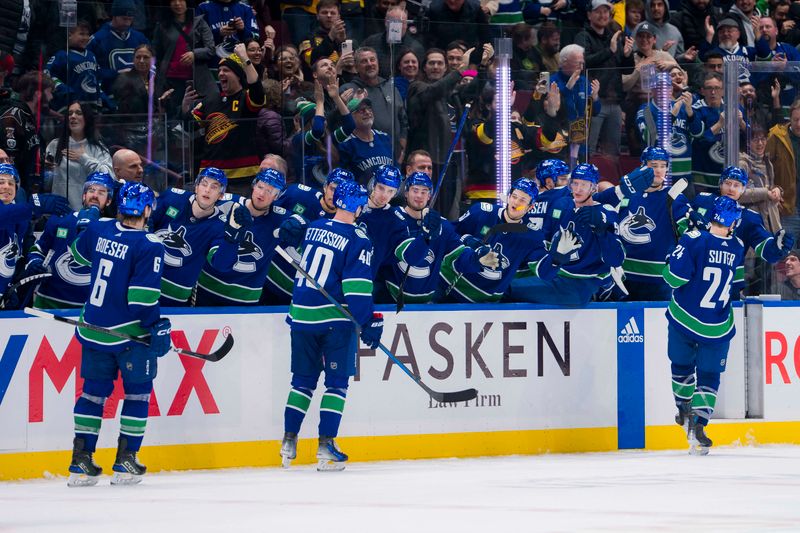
[
  {"left": 82, "top": 171, "right": 116, "bottom": 193},
  {"left": 535, "top": 159, "right": 570, "bottom": 187},
  {"left": 719, "top": 165, "right": 749, "bottom": 187},
  {"left": 325, "top": 167, "right": 355, "bottom": 187},
  {"left": 510, "top": 177, "right": 539, "bottom": 204},
  {"left": 118, "top": 182, "right": 156, "bottom": 216},
  {"left": 640, "top": 146, "right": 670, "bottom": 163},
  {"left": 711, "top": 195, "right": 743, "bottom": 227},
  {"left": 570, "top": 163, "right": 600, "bottom": 184},
  {"left": 369, "top": 164, "right": 403, "bottom": 191},
  {"left": 404, "top": 171, "right": 433, "bottom": 192},
  {"left": 0, "top": 163, "right": 20, "bottom": 185},
  {"left": 253, "top": 167, "right": 286, "bottom": 193},
  {"left": 333, "top": 180, "right": 369, "bottom": 212},
  {"left": 197, "top": 167, "right": 228, "bottom": 191}
]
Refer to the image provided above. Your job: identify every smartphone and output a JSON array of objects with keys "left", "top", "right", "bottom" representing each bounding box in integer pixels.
[
  {"left": 536, "top": 71, "right": 550, "bottom": 93},
  {"left": 342, "top": 39, "right": 353, "bottom": 56},
  {"left": 387, "top": 20, "right": 402, "bottom": 44}
]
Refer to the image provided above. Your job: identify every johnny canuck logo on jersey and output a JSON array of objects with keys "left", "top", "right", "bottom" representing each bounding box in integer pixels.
[
  {"left": 155, "top": 225, "right": 192, "bottom": 267},
  {"left": 619, "top": 206, "right": 656, "bottom": 245},
  {"left": 233, "top": 231, "right": 263, "bottom": 273},
  {"left": 618, "top": 317, "right": 644, "bottom": 343}
]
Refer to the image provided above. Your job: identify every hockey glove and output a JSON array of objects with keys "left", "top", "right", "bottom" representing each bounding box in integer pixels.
[
  {"left": 360, "top": 312, "right": 384, "bottom": 349},
  {"left": 0, "top": 288, "right": 19, "bottom": 310},
  {"left": 574, "top": 205, "right": 612, "bottom": 236},
  {"left": 148, "top": 318, "right": 172, "bottom": 358},
  {"left": 29, "top": 193, "right": 70, "bottom": 218},
  {"left": 421, "top": 209, "right": 442, "bottom": 241},
  {"left": 476, "top": 245, "right": 500, "bottom": 270},
  {"left": 551, "top": 228, "right": 582, "bottom": 266},
  {"left": 76, "top": 205, "right": 101, "bottom": 234},
  {"left": 460, "top": 234, "right": 483, "bottom": 250},
  {"left": 24, "top": 256, "right": 50, "bottom": 277},
  {"left": 619, "top": 166, "right": 655, "bottom": 197},
  {"left": 686, "top": 209, "right": 710, "bottom": 232},
  {"left": 278, "top": 214, "right": 307, "bottom": 248},
  {"left": 775, "top": 229, "right": 794, "bottom": 257},
  {"left": 224, "top": 203, "right": 254, "bottom": 243}
]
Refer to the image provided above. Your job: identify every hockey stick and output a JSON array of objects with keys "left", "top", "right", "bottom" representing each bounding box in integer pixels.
[
  {"left": 19, "top": 249, "right": 55, "bottom": 310},
  {"left": 23, "top": 307, "right": 233, "bottom": 362},
  {"left": 0, "top": 273, "right": 52, "bottom": 309},
  {"left": 443, "top": 222, "right": 529, "bottom": 297},
  {"left": 667, "top": 178, "right": 688, "bottom": 241},
  {"left": 275, "top": 245, "right": 478, "bottom": 403},
  {"left": 395, "top": 103, "right": 473, "bottom": 313}
]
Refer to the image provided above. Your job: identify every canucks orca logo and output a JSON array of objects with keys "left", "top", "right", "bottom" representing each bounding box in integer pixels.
[
  {"left": 233, "top": 231, "right": 264, "bottom": 273},
  {"left": 154, "top": 225, "right": 192, "bottom": 267},
  {"left": 401, "top": 249, "right": 434, "bottom": 279},
  {"left": 0, "top": 238, "right": 20, "bottom": 280},
  {"left": 478, "top": 243, "right": 510, "bottom": 281},
  {"left": 54, "top": 250, "right": 91, "bottom": 285},
  {"left": 709, "top": 141, "right": 725, "bottom": 164},
  {"left": 671, "top": 132, "right": 689, "bottom": 157},
  {"left": 619, "top": 206, "right": 656, "bottom": 244}
]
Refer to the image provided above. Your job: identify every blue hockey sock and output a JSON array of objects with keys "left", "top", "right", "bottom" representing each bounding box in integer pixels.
[
  {"left": 73, "top": 379, "right": 113, "bottom": 452},
  {"left": 693, "top": 371, "right": 720, "bottom": 425},
  {"left": 670, "top": 363, "right": 696, "bottom": 407},
  {"left": 284, "top": 374, "right": 317, "bottom": 434},
  {"left": 119, "top": 381, "right": 153, "bottom": 452},
  {"left": 318, "top": 375, "right": 349, "bottom": 438}
]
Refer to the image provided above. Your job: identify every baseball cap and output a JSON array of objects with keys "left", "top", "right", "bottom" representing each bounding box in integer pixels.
[
  {"left": 717, "top": 18, "right": 739, "bottom": 29},
  {"left": 347, "top": 97, "right": 373, "bottom": 112},
  {"left": 591, "top": 0, "right": 613, "bottom": 10},
  {"left": 635, "top": 22, "right": 656, "bottom": 36}
]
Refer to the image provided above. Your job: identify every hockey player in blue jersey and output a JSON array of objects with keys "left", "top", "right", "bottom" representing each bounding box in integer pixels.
[
  {"left": 279, "top": 180, "right": 383, "bottom": 471},
  {"left": 509, "top": 163, "right": 626, "bottom": 305},
  {"left": 383, "top": 172, "right": 499, "bottom": 303},
  {"left": 593, "top": 147, "right": 691, "bottom": 300},
  {"left": 663, "top": 195, "right": 745, "bottom": 455},
  {"left": 195, "top": 168, "right": 304, "bottom": 306},
  {"left": 529, "top": 159, "right": 572, "bottom": 232},
  {"left": 25, "top": 172, "right": 116, "bottom": 309},
  {"left": 263, "top": 168, "right": 354, "bottom": 304},
  {"left": 444, "top": 178, "right": 580, "bottom": 303},
  {"left": 689, "top": 166, "right": 794, "bottom": 298},
  {"left": 66, "top": 182, "right": 171, "bottom": 486},
  {"left": 150, "top": 167, "right": 253, "bottom": 306}
]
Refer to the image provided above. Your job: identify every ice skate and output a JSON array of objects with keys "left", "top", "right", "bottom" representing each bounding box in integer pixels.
[
  {"left": 111, "top": 438, "right": 146, "bottom": 485},
  {"left": 67, "top": 438, "right": 102, "bottom": 487},
  {"left": 689, "top": 422, "right": 712, "bottom": 456},
  {"left": 316, "top": 437, "right": 348, "bottom": 472},
  {"left": 280, "top": 432, "right": 298, "bottom": 468},
  {"left": 675, "top": 402, "right": 692, "bottom": 434}
]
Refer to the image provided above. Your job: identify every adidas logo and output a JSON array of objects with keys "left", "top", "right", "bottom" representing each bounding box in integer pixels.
[{"left": 618, "top": 317, "right": 644, "bottom": 343}]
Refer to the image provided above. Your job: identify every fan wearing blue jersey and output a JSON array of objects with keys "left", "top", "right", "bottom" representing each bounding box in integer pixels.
[
  {"left": 663, "top": 196, "right": 745, "bottom": 455},
  {"left": 196, "top": 168, "right": 304, "bottom": 306},
  {"left": 150, "top": 167, "right": 253, "bottom": 306},
  {"left": 66, "top": 182, "right": 171, "bottom": 487},
  {"left": 26, "top": 172, "right": 116, "bottom": 309},
  {"left": 384, "top": 172, "right": 498, "bottom": 303},
  {"left": 528, "top": 159, "right": 572, "bottom": 232},
  {"left": 280, "top": 180, "right": 383, "bottom": 472},
  {"left": 510, "top": 163, "right": 626, "bottom": 305},
  {"left": 688, "top": 166, "right": 794, "bottom": 298},
  {"left": 336, "top": 97, "right": 395, "bottom": 185},
  {"left": 263, "top": 168, "right": 354, "bottom": 304}
]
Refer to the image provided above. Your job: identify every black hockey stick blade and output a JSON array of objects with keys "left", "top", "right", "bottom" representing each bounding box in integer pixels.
[
  {"left": 23, "top": 307, "right": 232, "bottom": 362},
  {"left": 424, "top": 384, "right": 479, "bottom": 403}
]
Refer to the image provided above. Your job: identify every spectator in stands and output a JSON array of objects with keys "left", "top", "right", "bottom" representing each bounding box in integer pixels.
[
  {"left": 244, "top": 38, "right": 267, "bottom": 80},
  {"left": 113, "top": 44, "right": 170, "bottom": 116},
  {"left": 340, "top": 47, "right": 408, "bottom": 161},
  {"left": 576, "top": 0, "right": 634, "bottom": 158},
  {"left": 300, "top": 0, "right": 347, "bottom": 68},
  {"left": 0, "top": 72, "right": 54, "bottom": 194},
  {"left": 336, "top": 49, "right": 359, "bottom": 85},
  {"left": 778, "top": 251, "right": 800, "bottom": 300},
  {"left": 45, "top": 20, "right": 103, "bottom": 111},
  {"left": 364, "top": 0, "right": 401, "bottom": 37},
  {"left": 186, "top": 44, "right": 266, "bottom": 194},
  {"left": 337, "top": 96, "right": 395, "bottom": 184},
  {"left": 196, "top": 0, "right": 259, "bottom": 46},
  {"left": 635, "top": 0, "right": 685, "bottom": 58},
  {"left": 87, "top": 0, "right": 149, "bottom": 93},
  {"left": 445, "top": 41, "right": 468, "bottom": 71},
  {"left": 362, "top": 6, "right": 425, "bottom": 79},
  {"left": 672, "top": 0, "right": 715, "bottom": 51},
  {"left": 740, "top": 125, "right": 782, "bottom": 243},
  {"left": 0, "top": 52, "right": 13, "bottom": 88},
  {"left": 152, "top": 0, "right": 216, "bottom": 117},
  {"left": 766, "top": 99, "right": 800, "bottom": 237},
  {"left": 112, "top": 148, "right": 144, "bottom": 183},
  {"left": 273, "top": 45, "right": 306, "bottom": 100},
  {"left": 46, "top": 102, "right": 113, "bottom": 210},
  {"left": 394, "top": 49, "right": 421, "bottom": 101},
  {"left": 624, "top": 0, "right": 645, "bottom": 37},
  {"left": 699, "top": 18, "right": 756, "bottom": 80},
  {"left": 426, "top": 0, "right": 491, "bottom": 51},
  {"left": 756, "top": 17, "right": 800, "bottom": 108},
  {"left": 530, "top": 22, "right": 560, "bottom": 73},
  {"left": 256, "top": 79, "right": 288, "bottom": 160},
  {"left": 280, "top": 0, "right": 317, "bottom": 44},
  {"left": 728, "top": 0, "right": 761, "bottom": 47},
  {"left": 510, "top": 23, "right": 538, "bottom": 90},
  {"left": 405, "top": 149, "right": 434, "bottom": 177},
  {"left": 739, "top": 79, "right": 782, "bottom": 132}
]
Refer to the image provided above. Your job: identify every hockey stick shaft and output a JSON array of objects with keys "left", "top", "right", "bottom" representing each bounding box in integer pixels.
[
  {"left": 275, "top": 245, "right": 477, "bottom": 402},
  {"left": 430, "top": 103, "right": 471, "bottom": 208},
  {"left": 19, "top": 249, "right": 54, "bottom": 310},
  {"left": 667, "top": 178, "right": 689, "bottom": 241},
  {"left": 23, "top": 307, "right": 232, "bottom": 362}
]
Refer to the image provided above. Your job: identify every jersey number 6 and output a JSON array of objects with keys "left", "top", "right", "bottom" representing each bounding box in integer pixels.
[{"left": 89, "top": 258, "right": 114, "bottom": 306}]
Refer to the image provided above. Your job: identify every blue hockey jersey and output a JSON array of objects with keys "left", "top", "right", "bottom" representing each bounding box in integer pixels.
[
  {"left": 442, "top": 203, "right": 555, "bottom": 303},
  {"left": 29, "top": 212, "right": 108, "bottom": 308},
  {"left": 288, "top": 218, "right": 374, "bottom": 331},
  {"left": 69, "top": 219, "right": 164, "bottom": 351},
  {"left": 149, "top": 188, "right": 239, "bottom": 305},
  {"left": 689, "top": 101, "right": 748, "bottom": 192},
  {"left": 337, "top": 129, "right": 395, "bottom": 184},
  {"left": 196, "top": 202, "right": 290, "bottom": 305},
  {"left": 0, "top": 203, "right": 31, "bottom": 298},
  {"left": 528, "top": 186, "right": 570, "bottom": 233},
  {"left": 87, "top": 23, "right": 149, "bottom": 92},
  {"left": 358, "top": 203, "right": 409, "bottom": 280},
  {"left": 635, "top": 100, "right": 694, "bottom": 183},
  {"left": 45, "top": 48, "right": 102, "bottom": 110},
  {"left": 663, "top": 229, "right": 744, "bottom": 343},
  {"left": 196, "top": 0, "right": 259, "bottom": 45}
]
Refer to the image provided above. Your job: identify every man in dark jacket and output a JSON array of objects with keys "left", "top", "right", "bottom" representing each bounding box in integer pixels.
[
  {"left": 426, "top": 0, "right": 491, "bottom": 51},
  {"left": 362, "top": 6, "right": 425, "bottom": 79},
  {"left": 672, "top": 0, "right": 718, "bottom": 50},
  {"left": 575, "top": 0, "right": 634, "bottom": 157}
]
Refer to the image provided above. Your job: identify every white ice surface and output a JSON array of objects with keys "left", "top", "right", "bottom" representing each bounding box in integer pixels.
[{"left": 3, "top": 445, "right": 800, "bottom": 533}]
